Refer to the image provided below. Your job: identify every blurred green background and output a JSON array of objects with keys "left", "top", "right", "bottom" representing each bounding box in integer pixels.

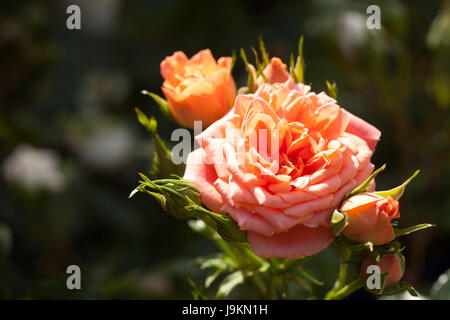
[{"left": 0, "top": 0, "right": 449, "bottom": 299}]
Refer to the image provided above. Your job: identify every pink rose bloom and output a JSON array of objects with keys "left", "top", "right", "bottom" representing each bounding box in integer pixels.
[{"left": 184, "top": 62, "right": 381, "bottom": 258}]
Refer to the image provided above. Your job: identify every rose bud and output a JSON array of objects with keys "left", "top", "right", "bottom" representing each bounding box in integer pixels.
[
  {"left": 160, "top": 49, "right": 236, "bottom": 129},
  {"left": 340, "top": 193, "right": 399, "bottom": 245},
  {"left": 257, "top": 57, "right": 291, "bottom": 85},
  {"left": 360, "top": 253, "right": 404, "bottom": 288}
]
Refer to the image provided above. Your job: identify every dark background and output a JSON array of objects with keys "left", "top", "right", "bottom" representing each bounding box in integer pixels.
[{"left": 0, "top": 0, "right": 449, "bottom": 299}]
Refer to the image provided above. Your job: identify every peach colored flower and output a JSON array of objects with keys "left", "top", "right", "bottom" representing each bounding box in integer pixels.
[
  {"left": 160, "top": 49, "right": 236, "bottom": 129},
  {"left": 184, "top": 74, "right": 380, "bottom": 258},
  {"left": 258, "top": 57, "right": 291, "bottom": 85},
  {"left": 340, "top": 193, "right": 399, "bottom": 245},
  {"left": 361, "top": 254, "right": 404, "bottom": 288}
]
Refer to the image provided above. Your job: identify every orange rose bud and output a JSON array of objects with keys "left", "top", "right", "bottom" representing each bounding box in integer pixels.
[
  {"left": 361, "top": 254, "right": 404, "bottom": 288},
  {"left": 160, "top": 49, "right": 236, "bottom": 129},
  {"left": 340, "top": 193, "right": 400, "bottom": 245}
]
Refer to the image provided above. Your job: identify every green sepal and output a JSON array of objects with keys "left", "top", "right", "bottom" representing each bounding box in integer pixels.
[
  {"left": 215, "top": 214, "right": 247, "bottom": 242},
  {"left": 135, "top": 109, "right": 182, "bottom": 178},
  {"left": 251, "top": 47, "right": 268, "bottom": 83},
  {"left": 130, "top": 176, "right": 201, "bottom": 220},
  {"left": 141, "top": 90, "right": 174, "bottom": 122},
  {"left": 341, "top": 239, "right": 374, "bottom": 253},
  {"left": 259, "top": 34, "right": 270, "bottom": 66},
  {"left": 394, "top": 223, "right": 435, "bottom": 238},
  {"left": 397, "top": 250, "right": 406, "bottom": 275},
  {"left": 375, "top": 170, "right": 420, "bottom": 200},
  {"left": 240, "top": 48, "right": 257, "bottom": 93},
  {"left": 331, "top": 209, "right": 348, "bottom": 236},
  {"left": 293, "top": 35, "right": 305, "bottom": 83},
  {"left": 368, "top": 241, "right": 403, "bottom": 262},
  {"left": 382, "top": 281, "right": 419, "bottom": 297},
  {"left": 185, "top": 199, "right": 247, "bottom": 243},
  {"left": 289, "top": 53, "right": 295, "bottom": 80},
  {"left": 326, "top": 80, "right": 338, "bottom": 100},
  {"left": 230, "top": 49, "right": 237, "bottom": 72},
  {"left": 345, "top": 164, "right": 386, "bottom": 200}
]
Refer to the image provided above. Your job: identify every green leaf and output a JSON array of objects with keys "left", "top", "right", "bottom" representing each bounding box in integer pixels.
[
  {"left": 141, "top": 90, "right": 173, "bottom": 121},
  {"left": 290, "top": 274, "right": 313, "bottom": 295},
  {"left": 293, "top": 35, "right": 305, "bottom": 83},
  {"left": 331, "top": 210, "right": 348, "bottom": 236},
  {"left": 345, "top": 164, "right": 386, "bottom": 200},
  {"left": 430, "top": 269, "right": 450, "bottom": 300},
  {"left": 216, "top": 270, "right": 245, "bottom": 299},
  {"left": 404, "top": 283, "right": 419, "bottom": 297},
  {"left": 375, "top": 170, "right": 420, "bottom": 200},
  {"left": 326, "top": 80, "right": 338, "bottom": 100},
  {"left": 382, "top": 281, "right": 419, "bottom": 297},
  {"left": 394, "top": 223, "right": 435, "bottom": 238}
]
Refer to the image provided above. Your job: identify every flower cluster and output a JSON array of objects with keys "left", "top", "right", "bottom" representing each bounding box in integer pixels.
[{"left": 134, "top": 37, "right": 433, "bottom": 299}]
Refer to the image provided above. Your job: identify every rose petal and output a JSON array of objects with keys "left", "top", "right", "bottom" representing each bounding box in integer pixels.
[
  {"left": 223, "top": 204, "right": 276, "bottom": 235},
  {"left": 183, "top": 149, "right": 225, "bottom": 213},
  {"left": 248, "top": 225, "right": 334, "bottom": 258},
  {"left": 283, "top": 194, "right": 334, "bottom": 219},
  {"left": 343, "top": 109, "right": 381, "bottom": 151}
]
